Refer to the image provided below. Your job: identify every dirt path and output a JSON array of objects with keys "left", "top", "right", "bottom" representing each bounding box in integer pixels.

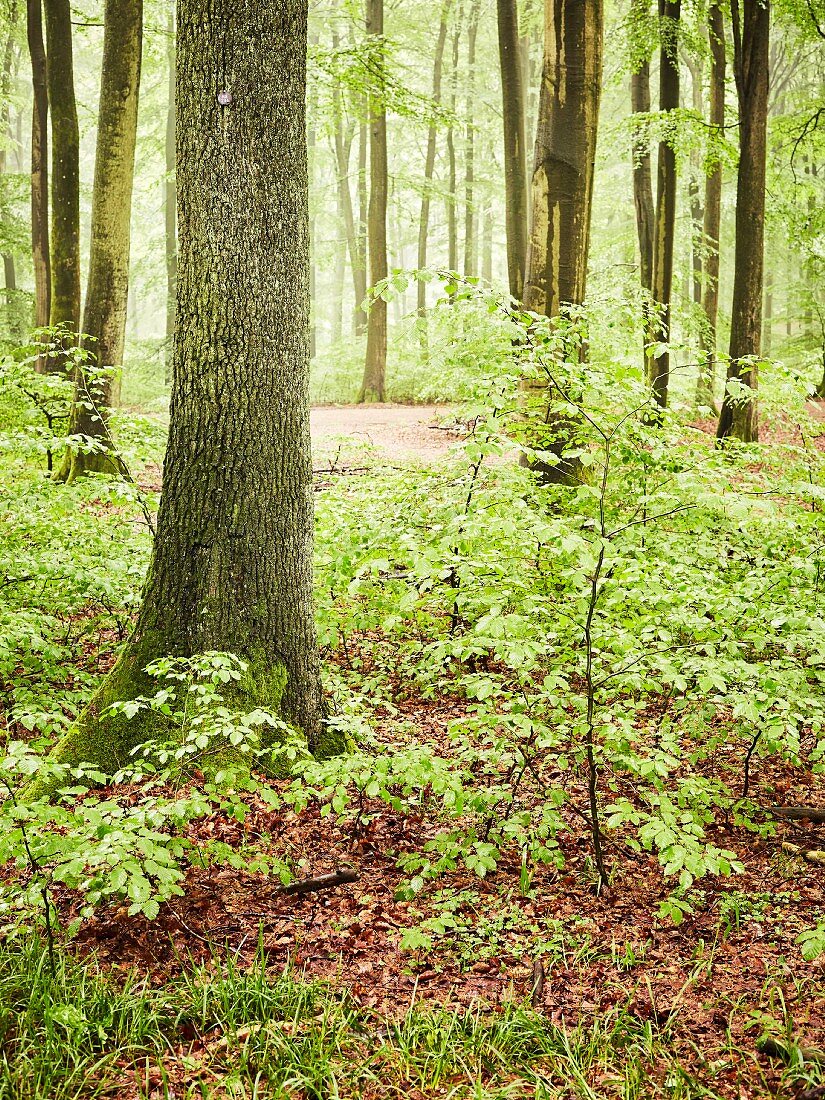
[{"left": 311, "top": 404, "right": 463, "bottom": 464}]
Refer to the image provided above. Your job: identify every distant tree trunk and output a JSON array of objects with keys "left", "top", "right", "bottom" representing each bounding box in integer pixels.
[
  {"left": 331, "top": 31, "right": 365, "bottom": 339},
  {"left": 357, "top": 112, "right": 368, "bottom": 337},
  {"left": 417, "top": 0, "right": 452, "bottom": 317},
  {"left": 763, "top": 257, "right": 772, "bottom": 356},
  {"left": 43, "top": 0, "right": 80, "bottom": 333},
  {"left": 164, "top": 6, "right": 176, "bottom": 385},
  {"left": 27, "top": 0, "right": 51, "bottom": 341},
  {"left": 646, "top": 0, "right": 680, "bottom": 407},
  {"left": 446, "top": 11, "right": 462, "bottom": 274},
  {"left": 717, "top": 0, "right": 769, "bottom": 443},
  {"left": 331, "top": 220, "right": 345, "bottom": 344},
  {"left": 463, "top": 0, "right": 480, "bottom": 276},
  {"left": 482, "top": 201, "right": 493, "bottom": 282},
  {"left": 685, "top": 53, "right": 704, "bottom": 308},
  {"left": 629, "top": 0, "right": 654, "bottom": 378},
  {"left": 522, "top": 0, "right": 603, "bottom": 483},
  {"left": 0, "top": 8, "right": 22, "bottom": 340},
  {"left": 497, "top": 0, "right": 528, "bottom": 299},
  {"left": 45, "top": 0, "right": 330, "bottom": 775},
  {"left": 697, "top": 0, "right": 724, "bottom": 407},
  {"left": 54, "top": 0, "right": 142, "bottom": 483},
  {"left": 359, "top": 0, "right": 388, "bottom": 402}
]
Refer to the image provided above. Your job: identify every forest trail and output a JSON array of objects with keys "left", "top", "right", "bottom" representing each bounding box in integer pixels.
[{"left": 310, "top": 403, "right": 464, "bottom": 464}]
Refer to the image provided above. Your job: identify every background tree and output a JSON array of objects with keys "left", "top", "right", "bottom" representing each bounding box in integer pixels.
[
  {"left": 164, "top": 6, "right": 175, "bottom": 384},
  {"left": 497, "top": 0, "right": 529, "bottom": 300},
  {"left": 417, "top": 0, "right": 452, "bottom": 318},
  {"left": 26, "top": 0, "right": 50, "bottom": 342}
]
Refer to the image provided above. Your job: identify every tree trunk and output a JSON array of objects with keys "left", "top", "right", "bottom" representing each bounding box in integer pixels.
[
  {"left": 697, "top": 0, "right": 724, "bottom": 407},
  {"left": 27, "top": 0, "right": 51, "bottom": 344},
  {"left": 647, "top": 0, "right": 680, "bottom": 407},
  {"left": 359, "top": 0, "right": 388, "bottom": 402},
  {"left": 357, "top": 112, "right": 367, "bottom": 336},
  {"left": 685, "top": 53, "right": 704, "bottom": 309},
  {"left": 47, "top": 0, "right": 331, "bottom": 775},
  {"left": 54, "top": 0, "right": 142, "bottom": 483},
  {"left": 43, "top": 0, "right": 80, "bottom": 333},
  {"left": 630, "top": 58, "right": 654, "bottom": 294},
  {"left": 463, "top": 0, "right": 480, "bottom": 276},
  {"left": 522, "top": 0, "right": 603, "bottom": 483},
  {"left": 446, "top": 11, "right": 462, "bottom": 275},
  {"left": 482, "top": 200, "right": 493, "bottom": 282},
  {"left": 307, "top": 31, "right": 318, "bottom": 360},
  {"left": 164, "top": 6, "right": 176, "bottom": 385},
  {"left": 717, "top": 0, "right": 769, "bottom": 443},
  {"left": 497, "top": 0, "right": 529, "bottom": 300},
  {"left": 0, "top": 7, "right": 22, "bottom": 341},
  {"left": 331, "top": 29, "right": 366, "bottom": 338},
  {"left": 763, "top": 256, "right": 772, "bottom": 356},
  {"left": 417, "top": 0, "right": 452, "bottom": 316}
]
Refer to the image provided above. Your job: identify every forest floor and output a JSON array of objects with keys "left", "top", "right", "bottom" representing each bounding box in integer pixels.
[{"left": 310, "top": 403, "right": 464, "bottom": 464}]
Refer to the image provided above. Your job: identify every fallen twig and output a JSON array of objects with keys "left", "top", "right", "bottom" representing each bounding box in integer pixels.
[
  {"left": 281, "top": 867, "right": 359, "bottom": 895},
  {"left": 768, "top": 805, "right": 825, "bottom": 823}
]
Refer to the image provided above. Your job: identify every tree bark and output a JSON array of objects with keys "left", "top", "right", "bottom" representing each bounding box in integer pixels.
[
  {"left": 522, "top": 0, "right": 603, "bottom": 483},
  {"left": 697, "top": 0, "right": 724, "bottom": 407},
  {"left": 331, "top": 29, "right": 366, "bottom": 337},
  {"left": 463, "top": 0, "right": 480, "bottom": 277},
  {"left": 647, "top": 0, "right": 680, "bottom": 407},
  {"left": 359, "top": 0, "right": 388, "bottom": 402},
  {"left": 630, "top": 62, "right": 654, "bottom": 295},
  {"left": 164, "top": 6, "right": 176, "bottom": 385},
  {"left": 685, "top": 52, "right": 704, "bottom": 309},
  {"left": 446, "top": 10, "right": 462, "bottom": 275},
  {"left": 307, "top": 30, "right": 318, "bottom": 360},
  {"left": 417, "top": 0, "right": 452, "bottom": 317},
  {"left": 0, "top": 6, "right": 22, "bottom": 341},
  {"left": 43, "top": 0, "right": 80, "bottom": 333},
  {"left": 54, "top": 0, "right": 142, "bottom": 483},
  {"left": 27, "top": 0, "right": 51, "bottom": 341},
  {"left": 497, "top": 0, "right": 529, "bottom": 299},
  {"left": 357, "top": 112, "right": 367, "bottom": 336},
  {"left": 717, "top": 0, "right": 769, "bottom": 443},
  {"left": 48, "top": 0, "right": 331, "bottom": 774}
]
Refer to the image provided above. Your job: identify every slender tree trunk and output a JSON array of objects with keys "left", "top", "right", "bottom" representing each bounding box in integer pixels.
[
  {"left": 697, "top": 0, "right": 724, "bottom": 407},
  {"left": 763, "top": 258, "right": 772, "bottom": 356},
  {"left": 417, "top": 0, "right": 452, "bottom": 317},
  {"left": 54, "top": 0, "right": 142, "bottom": 483},
  {"left": 522, "top": 0, "right": 603, "bottom": 483},
  {"left": 164, "top": 6, "right": 176, "bottom": 385},
  {"left": 357, "top": 112, "right": 368, "bottom": 337},
  {"left": 43, "top": 0, "right": 80, "bottom": 333},
  {"left": 686, "top": 53, "right": 704, "bottom": 309},
  {"left": 0, "top": 8, "right": 22, "bottom": 341},
  {"left": 27, "top": 0, "right": 51, "bottom": 344},
  {"left": 482, "top": 201, "right": 493, "bottom": 282},
  {"left": 463, "top": 0, "right": 480, "bottom": 276},
  {"left": 359, "top": 0, "right": 388, "bottom": 402},
  {"left": 47, "top": 0, "right": 331, "bottom": 775},
  {"left": 446, "top": 10, "right": 462, "bottom": 274},
  {"left": 646, "top": 0, "right": 680, "bottom": 407},
  {"left": 331, "top": 30, "right": 366, "bottom": 337},
  {"left": 497, "top": 0, "right": 529, "bottom": 299},
  {"left": 717, "top": 0, "right": 769, "bottom": 443},
  {"left": 331, "top": 217, "right": 345, "bottom": 344},
  {"left": 629, "top": 0, "right": 654, "bottom": 378}
]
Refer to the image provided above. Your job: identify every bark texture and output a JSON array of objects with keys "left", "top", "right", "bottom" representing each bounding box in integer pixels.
[
  {"left": 27, "top": 0, "right": 51, "bottom": 340},
  {"left": 49, "top": 0, "right": 329, "bottom": 774},
  {"left": 360, "top": 0, "right": 388, "bottom": 402},
  {"left": 717, "top": 0, "right": 769, "bottom": 442},
  {"left": 647, "top": 0, "right": 680, "bottom": 407},
  {"left": 497, "top": 0, "right": 529, "bottom": 300},
  {"left": 629, "top": 0, "right": 654, "bottom": 296},
  {"left": 43, "top": 0, "right": 79, "bottom": 332},
  {"left": 697, "top": 0, "right": 724, "bottom": 407},
  {"left": 55, "top": 0, "right": 142, "bottom": 482}
]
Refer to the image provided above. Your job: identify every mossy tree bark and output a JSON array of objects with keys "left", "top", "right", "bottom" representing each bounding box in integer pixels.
[
  {"left": 360, "top": 0, "right": 388, "bottom": 403},
  {"left": 43, "top": 0, "right": 79, "bottom": 333},
  {"left": 521, "top": 0, "right": 603, "bottom": 483},
  {"left": 717, "top": 0, "right": 769, "bottom": 443},
  {"left": 54, "top": 0, "right": 142, "bottom": 483},
  {"left": 417, "top": 0, "right": 452, "bottom": 318},
  {"left": 497, "top": 0, "right": 529, "bottom": 301},
  {"left": 49, "top": 0, "right": 328, "bottom": 776},
  {"left": 696, "top": 0, "right": 724, "bottom": 408},
  {"left": 26, "top": 0, "right": 51, "bottom": 349},
  {"left": 646, "top": 0, "right": 680, "bottom": 408}
]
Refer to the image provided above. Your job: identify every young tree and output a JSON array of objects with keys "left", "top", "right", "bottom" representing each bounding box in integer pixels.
[
  {"left": 497, "top": 0, "right": 529, "bottom": 300},
  {"left": 417, "top": 0, "right": 452, "bottom": 317},
  {"left": 359, "top": 0, "right": 388, "bottom": 402},
  {"left": 48, "top": 0, "right": 329, "bottom": 772},
  {"left": 43, "top": 0, "right": 79, "bottom": 332},
  {"left": 717, "top": 0, "right": 770, "bottom": 442},
  {"left": 646, "top": 0, "right": 680, "bottom": 407},
  {"left": 697, "top": 0, "right": 724, "bottom": 407},
  {"left": 26, "top": 0, "right": 50, "bottom": 339},
  {"left": 54, "top": 0, "right": 142, "bottom": 483}
]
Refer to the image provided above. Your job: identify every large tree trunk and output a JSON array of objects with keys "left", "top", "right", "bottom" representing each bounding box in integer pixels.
[
  {"left": 463, "top": 0, "right": 480, "bottom": 277},
  {"left": 697, "top": 0, "right": 724, "bottom": 407},
  {"left": 27, "top": 0, "right": 51, "bottom": 344},
  {"left": 48, "top": 0, "right": 330, "bottom": 775},
  {"left": 359, "top": 0, "right": 388, "bottom": 403},
  {"left": 717, "top": 0, "right": 769, "bottom": 443},
  {"left": 497, "top": 0, "right": 529, "bottom": 300},
  {"left": 164, "top": 6, "right": 176, "bottom": 385},
  {"left": 54, "top": 0, "right": 142, "bottom": 483},
  {"left": 417, "top": 0, "right": 452, "bottom": 317},
  {"left": 43, "top": 0, "right": 80, "bottom": 333},
  {"left": 647, "top": 0, "right": 680, "bottom": 407},
  {"left": 331, "top": 29, "right": 366, "bottom": 338},
  {"left": 522, "top": 0, "right": 603, "bottom": 483}
]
